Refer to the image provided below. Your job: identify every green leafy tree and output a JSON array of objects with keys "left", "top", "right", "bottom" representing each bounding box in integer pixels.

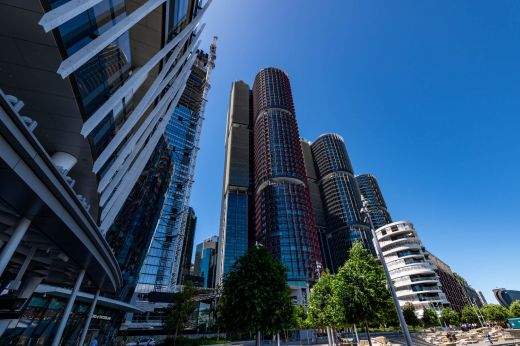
[
  {"left": 441, "top": 307, "right": 460, "bottom": 326},
  {"left": 164, "top": 281, "right": 198, "bottom": 344},
  {"left": 308, "top": 271, "right": 340, "bottom": 328},
  {"left": 377, "top": 297, "right": 400, "bottom": 329},
  {"left": 217, "top": 246, "right": 293, "bottom": 346},
  {"left": 481, "top": 304, "right": 511, "bottom": 323},
  {"left": 333, "top": 242, "right": 391, "bottom": 346},
  {"left": 422, "top": 307, "right": 439, "bottom": 328},
  {"left": 510, "top": 301, "right": 520, "bottom": 318},
  {"left": 461, "top": 305, "right": 480, "bottom": 324},
  {"left": 293, "top": 305, "right": 310, "bottom": 329},
  {"left": 402, "top": 303, "right": 421, "bottom": 330}
]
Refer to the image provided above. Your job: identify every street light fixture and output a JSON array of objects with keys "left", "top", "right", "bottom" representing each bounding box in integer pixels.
[{"left": 360, "top": 197, "right": 413, "bottom": 346}]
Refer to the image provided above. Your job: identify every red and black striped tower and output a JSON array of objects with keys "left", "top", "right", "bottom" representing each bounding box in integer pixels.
[{"left": 252, "top": 67, "right": 322, "bottom": 286}]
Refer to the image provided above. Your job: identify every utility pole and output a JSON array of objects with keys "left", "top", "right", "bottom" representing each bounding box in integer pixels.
[{"left": 361, "top": 197, "right": 413, "bottom": 346}]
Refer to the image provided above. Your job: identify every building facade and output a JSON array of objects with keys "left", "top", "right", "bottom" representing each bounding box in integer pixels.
[
  {"left": 137, "top": 43, "right": 217, "bottom": 295},
  {"left": 194, "top": 236, "right": 218, "bottom": 289},
  {"left": 310, "top": 134, "right": 373, "bottom": 272},
  {"left": 252, "top": 68, "right": 322, "bottom": 288},
  {"left": 429, "top": 253, "right": 471, "bottom": 312},
  {"left": 178, "top": 207, "right": 197, "bottom": 285},
  {"left": 493, "top": 289, "right": 520, "bottom": 308},
  {"left": 215, "top": 80, "right": 253, "bottom": 287},
  {"left": 356, "top": 174, "right": 393, "bottom": 230},
  {"left": 0, "top": 0, "right": 211, "bottom": 343},
  {"left": 376, "top": 221, "right": 449, "bottom": 317}
]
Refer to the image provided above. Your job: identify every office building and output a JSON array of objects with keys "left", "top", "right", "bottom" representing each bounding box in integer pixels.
[
  {"left": 137, "top": 42, "right": 217, "bottom": 295},
  {"left": 477, "top": 291, "right": 488, "bottom": 306},
  {"left": 178, "top": 207, "right": 197, "bottom": 285},
  {"left": 0, "top": 0, "right": 211, "bottom": 343},
  {"left": 356, "top": 174, "right": 393, "bottom": 230},
  {"left": 301, "top": 139, "right": 330, "bottom": 269},
  {"left": 216, "top": 80, "right": 253, "bottom": 287},
  {"left": 376, "top": 221, "right": 449, "bottom": 317},
  {"left": 310, "top": 134, "right": 373, "bottom": 272},
  {"left": 494, "top": 289, "right": 520, "bottom": 308},
  {"left": 194, "top": 236, "right": 218, "bottom": 288},
  {"left": 429, "top": 253, "right": 471, "bottom": 312},
  {"left": 253, "top": 68, "right": 322, "bottom": 290},
  {"left": 454, "top": 273, "right": 485, "bottom": 308}
]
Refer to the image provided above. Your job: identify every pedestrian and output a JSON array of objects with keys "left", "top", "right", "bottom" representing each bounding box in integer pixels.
[{"left": 486, "top": 333, "right": 493, "bottom": 344}]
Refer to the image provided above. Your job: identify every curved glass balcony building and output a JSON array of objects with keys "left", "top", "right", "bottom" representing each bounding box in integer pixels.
[{"left": 310, "top": 134, "right": 373, "bottom": 272}]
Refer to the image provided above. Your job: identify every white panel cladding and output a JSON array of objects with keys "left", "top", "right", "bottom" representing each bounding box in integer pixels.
[
  {"left": 57, "top": 0, "right": 166, "bottom": 78},
  {"left": 80, "top": 20, "right": 206, "bottom": 137},
  {"left": 93, "top": 36, "right": 201, "bottom": 175},
  {"left": 57, "top": 0, "right": 212, "bottom": 78},
  {"left": 98, "top": 51, "right": 197, "bottom": 208},
  {"left": 96, "top": 42, "right": 200, "bottom": 199},
  {"left": 38, "top": 0, "right": 103, "bottom": 33},
  {"left": 100, "top": 72, "right": 191, "bottom": 233}
]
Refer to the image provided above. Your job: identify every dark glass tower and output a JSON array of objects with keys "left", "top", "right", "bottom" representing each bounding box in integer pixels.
[
  {"left": 310, "top": 134, "right": 373, "bottom": 272},
  {"left": 216, "top": 80, "right": 254, "bottom": 286},
  {"left": 356, "top": 174, "right": 392, "bottom": 230},
  {"left": 177, "top": 207, "right": 197, "bottom": 285},
  {"left": 253, "top": 68, "right": 321, "bottom": 285}
]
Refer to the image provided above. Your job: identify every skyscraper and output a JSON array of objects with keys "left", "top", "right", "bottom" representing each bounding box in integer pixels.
[
  {"left": 194, "top": 236, "right": 218, "bottom": 288},
  {"left": 356, "top": 174, "right": 393, "bottom": 230},
  {"left": 178, "top": 207, "right": 197, "bottom": 285},
  {"left": 0, "top": 0, "right": 211, "bottom": 343},
  {"left": 136, "top": 44, "right": 217, "bottom": 295},
  {"left": 216, "top": 80, "right": 253, "bottom": 286},
  {"left": 253, "top": 68, "right": 322, "bottom": 288},
  {"left": 310, "top": 134, "right": 373, "bottom": 272}
]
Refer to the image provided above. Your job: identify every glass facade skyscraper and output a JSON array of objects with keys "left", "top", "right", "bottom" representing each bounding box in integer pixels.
[
  {"left": 216, "top": 81, "right": 253, "bottom": 286},
  {"left": 310, "top": 134, "right": 373, "bottom": 272},
  {"left": 253, "top": 68, "right": 322, "bottom": 286},
  {"left": 356, "top": 174, "right": 393, "bottom": 230},
  {"left": 137, "top": 44, "right": 217, "bottom": 294}
]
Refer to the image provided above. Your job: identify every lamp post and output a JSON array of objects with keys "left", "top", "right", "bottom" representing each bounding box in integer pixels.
[{"left": 360, "top": 197, "right": 413, "bottom": 346}]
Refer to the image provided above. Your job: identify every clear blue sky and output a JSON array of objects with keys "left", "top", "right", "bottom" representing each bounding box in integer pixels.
[{"left": 191, "top": 0, "right": 520, "bottom": 303}]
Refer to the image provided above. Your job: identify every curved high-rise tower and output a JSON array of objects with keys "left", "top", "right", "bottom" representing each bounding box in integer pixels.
[
  {"left": 253, "top": 68, "right": 321, "bottom": 285},
  {"left": 356, "top": 174, "right": 392, "bottom": 230},
  {"left": 310, "top": 134, "right": 373, "bottom": 272}
]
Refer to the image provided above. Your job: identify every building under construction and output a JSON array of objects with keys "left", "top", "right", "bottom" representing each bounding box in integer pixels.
[{"left": 124, "top": 39, "right": 217, "bottom": 332}]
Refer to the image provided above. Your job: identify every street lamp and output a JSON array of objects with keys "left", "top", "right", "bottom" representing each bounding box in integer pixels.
[{"left": 360, "top": 197, "right": 413, "bottom": 346}]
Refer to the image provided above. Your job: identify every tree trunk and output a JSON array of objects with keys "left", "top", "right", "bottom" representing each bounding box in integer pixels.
[
  {"left": 353, "top": 324, "right": 359, "bottom": 345},
  {"left": 364, "top": 321, "right": 372, "bottom": 346},
  {"left": 277, "top": 333, "right": 281, "bottom": 346},
  {"left": 256, "top": 330, "right": 261, "bottom": 346},
  {"left": 173, "top": 325, "right": 179, "bottom": 346},
  {"left": 326, "top": 326, "right": 332, "bottom": 346},
  {"left": 284, "top": 330, "right": 289, "bottom": 346}
]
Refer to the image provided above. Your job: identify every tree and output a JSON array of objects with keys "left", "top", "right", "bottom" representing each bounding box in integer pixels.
[
  {"left": 481, "top": 304, "right": 511, "bottom": 324},
  {"left": 164, "top": 281, "right": 198, "bottom": 345},
  {"left": 217, "top": 246, "right": 294, "bottom": 346},
  {"left": 293, "top": 305, "right": 310, "bottom": 330},
  {"left": 422, "top": 307, "right": 439, "bottom": 328},
  {"left": 461, "top": 305, "right": 480, "bottom": 324},
  {"left": 441, "top": 307, "right": 460, "bottom": 327},
  {"left": 402, "top": 303, "right": 421, "bottom": 330},
  {"left": 308, "top": 271, "right": 341, "bottom": 346},
  {"left": 333, "top": 242, "right": 391, "bottom": 346},
  {"left": 510, "top": 301, "right": 520, "bottom": 318}
]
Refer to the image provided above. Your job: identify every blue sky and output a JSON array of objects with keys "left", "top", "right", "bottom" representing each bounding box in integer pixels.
[{"left": 191, "top": 0, "right": 520, "bottom": 303}]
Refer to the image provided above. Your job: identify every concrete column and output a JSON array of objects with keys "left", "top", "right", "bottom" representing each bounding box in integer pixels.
[
  {"left": 51, "top": 269, "right": 85, "bottom": 346},
  {"left": 9, "top": 247, "right": 37, "bottom": 290},
  {"left": 77, "top": 288, "right": 100, "bottom": 346},
  {"left": 0, "top": 218, "right": 31, "bottom": 278}
]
